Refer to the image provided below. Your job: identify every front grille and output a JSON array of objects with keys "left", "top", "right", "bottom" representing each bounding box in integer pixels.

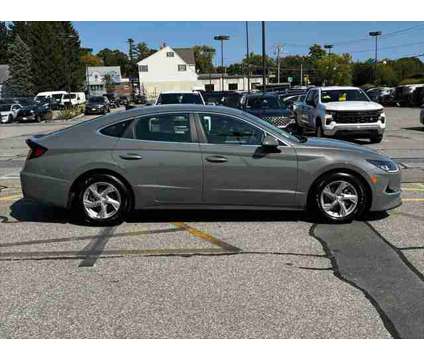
[
  {"left": 332, "top": 110, "right": 381, "bottom": 124},
  {"left": 261, "top": 116, "right": 292, "bottom": 128}
]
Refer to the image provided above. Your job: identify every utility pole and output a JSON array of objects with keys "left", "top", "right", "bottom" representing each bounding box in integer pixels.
[
  {"left": 214, "top": 35, "right": 230, "bottom": 91},
  {"left": 300, "top": 63, "right": 303, "bottom": 87},
  {"left": 274, "top": 43, "right": 283, "bottom": 84},
  {"left": 128, "top": 38, "right": 136, "bottom": 98},
  {"left": 245, "top": 21, "right": 250, "bottom": 93},
  {"left": 369, "top": 31, "right": 382, "bottom": 84},
  {"left": 261, "top": 21, "right": 266, "bottom": 92}
]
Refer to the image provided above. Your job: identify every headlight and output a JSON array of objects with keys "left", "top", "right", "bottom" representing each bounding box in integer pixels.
[{"left": 367, "top": 159, "right": 399, "bottom": 173}]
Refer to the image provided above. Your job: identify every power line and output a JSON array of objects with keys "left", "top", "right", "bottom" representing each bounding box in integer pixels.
[{"left": 348, "top": 40, "right": 424, "bottom": 54}]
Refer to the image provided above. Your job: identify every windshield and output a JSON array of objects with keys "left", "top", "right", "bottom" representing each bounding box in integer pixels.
[
  {"left": 321, "top": 89, "right": 369, "bottom": 103},
  {"left": 243, "top": 112, "right": 300, "bottom": 143},
  {"left": 246, "top": 96, "right": 286, "bottom": 110},
  {"left": 157, "top": 93, "right": 203, "bottom": 105},
  {"left": 0, "top": 104, "right": 12, "bottom": 111},
  {"left": 88, "top": 97, "right": 104, "bottom": 104}
]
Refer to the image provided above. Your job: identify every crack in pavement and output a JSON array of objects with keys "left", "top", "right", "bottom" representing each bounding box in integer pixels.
[{"left": 311, "top": 221, "right": 424, "bottom": 339}]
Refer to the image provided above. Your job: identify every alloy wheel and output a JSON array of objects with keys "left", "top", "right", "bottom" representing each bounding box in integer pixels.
[
  {"left": 82, "top": 182, "right": 121, "bottom": 220},
  {"left": 319, "top": 180, "right": 359, "bottom": 219}
]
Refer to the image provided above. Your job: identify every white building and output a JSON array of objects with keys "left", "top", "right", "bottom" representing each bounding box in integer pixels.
[
  {"left": 197, "top": 73, "right": 266, "bottom": 92},
  {"left": 138, "top": 46, "right": 198, "bottom": 99},
  {"left": 137, "top": 46, "right": 268, "bottom": 99},
  {"left": 86, "top": 66, "right": 122, "bottom": 96}
]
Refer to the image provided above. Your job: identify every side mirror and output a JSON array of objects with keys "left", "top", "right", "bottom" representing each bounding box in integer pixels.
[{"left": 262, "top": 135, "right": 279, "bottom": 148}]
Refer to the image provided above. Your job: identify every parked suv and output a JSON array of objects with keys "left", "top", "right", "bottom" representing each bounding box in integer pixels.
[
  {"left": 295, "top": 86, "right": 386, "bottom": 143},
  {"left": 240, "top": 93, "right": 292, "bottom": 128},
  {"left": 84, "top": 96, "right": 110, "bottom": 115}
]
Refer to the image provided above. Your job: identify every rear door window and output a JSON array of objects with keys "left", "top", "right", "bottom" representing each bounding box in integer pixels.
[{"left": 133, "top": 113, "right": 192, "bottom": 143}]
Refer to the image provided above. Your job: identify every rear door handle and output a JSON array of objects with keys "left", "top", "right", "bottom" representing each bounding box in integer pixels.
[
  {"left": 206, "top": 155, "right": 228, "bottom": 163},
  {"left": 119, "top": 153, "right": 143, "bottom": 160}
]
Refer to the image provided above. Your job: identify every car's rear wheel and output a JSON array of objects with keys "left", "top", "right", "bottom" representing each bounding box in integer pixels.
[
  {"left": 74, "top": 174, "right": 129, "bottom": 226},
  {"left": 312, "top": 172, "right": 367, "bottom": 223}
]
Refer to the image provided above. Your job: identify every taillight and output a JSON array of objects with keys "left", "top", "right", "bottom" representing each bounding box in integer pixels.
[{"left": 26, "top": 139, "right": 48, "bottom": 160}]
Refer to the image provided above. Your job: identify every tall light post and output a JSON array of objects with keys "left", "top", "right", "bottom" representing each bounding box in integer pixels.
[
  {"left": 369, "top": 31, "right": 382, "bottom": 83},
  {"left": 324, "top": 44, "right": 334, "bottom": 55},
  {"left": 245, "top": 21, "right": 250, "bottom": 93},
  {"left": 58, "top": 34, "right": 77, "bottom": 94},
  {"left": 261, "top": 21, "right": 266, "bottom": 92},
  {"left": 214, "top": 35, "right": 230, "bottom": 91}
]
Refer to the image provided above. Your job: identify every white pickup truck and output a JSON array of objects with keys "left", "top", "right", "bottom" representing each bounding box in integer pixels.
[{"left": 294, "top": 86, "right": 386, "bottom": 143}]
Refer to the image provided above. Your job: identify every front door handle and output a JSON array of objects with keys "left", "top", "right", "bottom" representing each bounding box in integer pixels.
[
  {"left": 119, "top": 153, "right": 143, "bottom": 160},
  {"left": 206, "top": 155, "right": 228, "bottom": 163}
]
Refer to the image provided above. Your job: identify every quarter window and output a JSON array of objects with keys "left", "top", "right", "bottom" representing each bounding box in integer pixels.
[
  {"left": 198, "top": 113, "right": 264, "bottom": 145},
  {"left": 134, "top": 113, "right": 191, "bottom": 143},
  {"left": 100, "top": 120, "right": 133, "bottom": 138}
]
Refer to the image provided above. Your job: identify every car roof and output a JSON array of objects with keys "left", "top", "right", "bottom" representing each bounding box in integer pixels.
[
  {"left": 159, "top": 91, "right": 201, "bottom": 94},
  {"left": 314, "top": 86, "right": 360, "bottom": 91}
]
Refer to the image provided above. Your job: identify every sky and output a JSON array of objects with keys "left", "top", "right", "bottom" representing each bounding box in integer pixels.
[{"left": 73, "top": 21, "right": 424, "bottom": 64}]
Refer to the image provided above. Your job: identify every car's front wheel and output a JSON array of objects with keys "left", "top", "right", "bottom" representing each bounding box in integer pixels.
[
  {"left": 74, "top": 174, "right": 130, "bottom": 226},
  {"left": 312, "top": 172, "right": 367, "bottom": 223}
]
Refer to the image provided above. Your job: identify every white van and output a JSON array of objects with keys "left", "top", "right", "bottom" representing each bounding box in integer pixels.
[
  {"left": 35, "top": 91, "right": 68, "bottom": 108},
  {"left": 70, "top": 92, "right": 86, "bottom": 105}
]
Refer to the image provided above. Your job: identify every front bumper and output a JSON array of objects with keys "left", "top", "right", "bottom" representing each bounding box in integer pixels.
[
  {"left": 85, "top": 107, "right": 105, "bottom": 114},
  {"left": 369, "top": 169, "right": 402, "bottom": 212},
  {"left": 323, "top": 122, "right": 385, "bottom": 137}
]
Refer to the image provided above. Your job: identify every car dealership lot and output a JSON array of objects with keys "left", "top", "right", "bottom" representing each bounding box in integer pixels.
[{"left": 0, "top": 107, "right": 423, "bottom": 338}]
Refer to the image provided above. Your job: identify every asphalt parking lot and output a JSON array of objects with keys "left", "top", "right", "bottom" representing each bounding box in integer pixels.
[{"left": 0, "top": 107, "right": 423, "bottom": 338}]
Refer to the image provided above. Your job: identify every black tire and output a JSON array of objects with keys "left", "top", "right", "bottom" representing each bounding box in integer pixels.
[
  {"left": 311, "top": 172, "right": 368, "bottom": 223},
  {"left": 73, "top": 173, "right": 130, "bottom": 226},
  {"left": 370, "top": 134, "right": 383, "bottom": 143}
]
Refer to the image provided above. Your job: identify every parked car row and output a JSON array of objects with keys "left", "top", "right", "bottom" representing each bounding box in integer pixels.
[
  {"left": 365, "top": 84, "right": 424, "bottom": 107},
  {"left": 0, "top": 97, "right": 53, "bottom": 124},
  {"left": 35, "top": 91, "right": 86, "bottom": 110}
]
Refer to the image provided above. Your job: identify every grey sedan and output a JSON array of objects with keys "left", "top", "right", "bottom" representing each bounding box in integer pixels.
[{"left": 21, "top": 105, "right": 401, "bottom": 225}]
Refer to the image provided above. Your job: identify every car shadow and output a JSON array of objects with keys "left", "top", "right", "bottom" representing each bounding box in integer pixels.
[
  {"left": 7, "top": 199, "right": 390, "bottom": 226},
  {"left": 403, "top": 126, "right": 424, "bottom": 132}
]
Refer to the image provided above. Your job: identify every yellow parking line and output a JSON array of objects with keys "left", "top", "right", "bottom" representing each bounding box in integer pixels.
[
  {"left": 173, "top": 222, "right": 241, "bottom": 252},
  {"left": 402, "top": 188, "right": 424, "bottom": 192},
  {"left": 402, "top": 198, "right": 424, "bottom": 202},
  {"left": 0, "top": 194, "right": 22, "bottom": 202}
]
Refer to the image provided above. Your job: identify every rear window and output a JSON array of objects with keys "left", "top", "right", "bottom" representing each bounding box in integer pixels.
[
  {"left": 157, "top": 93, "right": 203, "bottom": 105},
  {"left": 100, "top": 120, "right": 132, "bottom": 138}
]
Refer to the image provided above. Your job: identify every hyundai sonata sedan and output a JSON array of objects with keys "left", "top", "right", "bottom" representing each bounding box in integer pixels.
[{"left": 21, "top": 104, "right": 401, "bottom": 225}]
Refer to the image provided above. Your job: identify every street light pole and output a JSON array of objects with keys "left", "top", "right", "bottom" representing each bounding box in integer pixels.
[
  {"left": 324, "top": 44, "right": 334, "bottom": 55},
  {"left": 261, "top": 21, "right": 266, "bottom": 92},
  {"left": 214, "top": 35, "right": 230, "bottom": 91},
  {"left": 245, "top": 21, "right": 250, "bottom": 93},
  {"left": 369, "top": 31, "right": 382, "bottom": 84}
]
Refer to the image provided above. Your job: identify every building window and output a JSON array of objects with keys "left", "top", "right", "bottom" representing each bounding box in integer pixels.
[
  {"left": 166, "top": 52, "right": 175, "bottom": 57},
  {"left": 178, "top": 64, "right": 187, "bottom": 72},
  {"left": 205, "top": 84, "right": 214, "bottom": 91},
  {"left": 228, "top": 83, "right": 238, "bottom": 90},
  {"left": 139, "top": 65, "right": 148, "bottom": 72}
]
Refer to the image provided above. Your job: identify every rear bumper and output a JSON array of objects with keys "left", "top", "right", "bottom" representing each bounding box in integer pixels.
[{"left": 20, "top": 171, "right": 70, "bottom": 208}]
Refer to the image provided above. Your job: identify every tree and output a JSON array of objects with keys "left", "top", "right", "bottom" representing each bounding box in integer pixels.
[
  {"left": 193, "top": 45, "right": 215, "bottom": 73},
  {"left": 308, "top": 44, "right": 326, "bottom": 63},
  {"left": 135, "top": 42, "right": 155, "bottom": 62},
  {"left": 4, "top": 34, "right": 33, "bottom": 97},
  {"left": 81, "top": 54, "right": 103, "bottom": 67},
  {"left": 314, "top": 53, "right": 352, "bottom": 86},
  {"left": 9, "top": 21, "right": 85, "bottom": 93},
  {"left": 97, "top": 48, "right": 132, "bottom": 77},
  {"left": 0, "top": 22, "right": 10, "bottom": 64}
]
